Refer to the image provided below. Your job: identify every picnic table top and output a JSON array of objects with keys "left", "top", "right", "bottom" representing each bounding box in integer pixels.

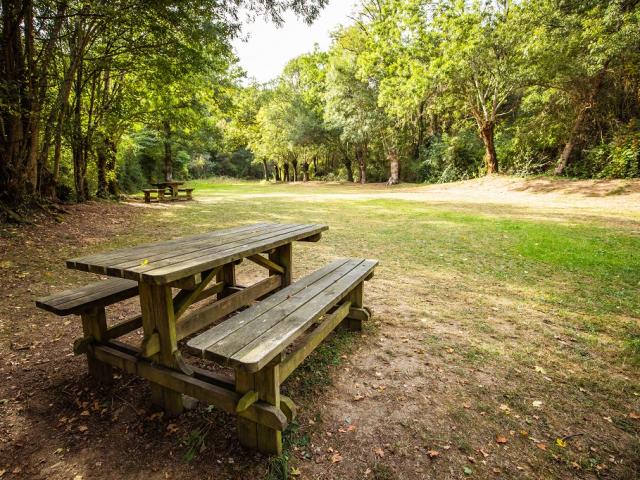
[
  {"left": 152, "top": 181, "right": 185, "bottom": 187},
  {"left": 66, "top": 223, "right": 328, "bottom": 285}
]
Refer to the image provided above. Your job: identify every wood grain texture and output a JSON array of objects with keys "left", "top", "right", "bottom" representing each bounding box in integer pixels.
[
  {"left": 66, "top": 223, "right": 328, "bottom": 285},
  {"left": 187, "top": 258, "right": 378, "bottom": 372},
  {"left": 36, "top": 278, "right": 138, "bottom": 316}
]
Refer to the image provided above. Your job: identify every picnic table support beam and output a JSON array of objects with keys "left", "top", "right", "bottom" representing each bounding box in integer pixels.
[
  {"left": 80, "top": 306, "right": 112, "bottom": 384},
  {"left": 217, "top": 263, "right": 237, "bottom": 297},
  {"left": 269, "top": 243, "right": 292, "bottom": 287},
  {"left": 91, "top": 342, "right": 287, "bottom": 431},
  {"left": 139, "top": 282, "right": 184, "bottom": 415}
]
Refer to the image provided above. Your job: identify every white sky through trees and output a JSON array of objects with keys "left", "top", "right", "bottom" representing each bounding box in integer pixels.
[{"left": 233, "top": 0, "right": 357, "bottom": 83}]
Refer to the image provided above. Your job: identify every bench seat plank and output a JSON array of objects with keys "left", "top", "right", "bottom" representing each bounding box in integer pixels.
[
  {"left": 187, "top": 258, "right": 378, "bottom": 372},
  {"left": 36, "top": 278, "right": 139, "bottom": 316}
]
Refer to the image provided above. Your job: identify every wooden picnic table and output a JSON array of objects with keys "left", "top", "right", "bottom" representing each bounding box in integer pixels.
[
  {"left": 65, "top": 223, "right": 327, "bottom": 415},
  {"left": 151, "top": 180, "right": 184, "bottom": 199}
]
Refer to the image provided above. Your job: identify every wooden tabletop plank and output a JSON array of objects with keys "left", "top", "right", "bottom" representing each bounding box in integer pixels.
[
  {"left": 137, "top": 224, "right": 327, "bottom": 285},
  {"left": 67, "top": 223, "right": 273, "bottom": 272},
  {"left": 187, "top": 259, "right": 351, "bottom": 354},
  {"left": 129, "top": 224, "right": 308, "bottom": 277},
  {"left": 105, "top": 224, "right": 281, "bottom": 273},
  {"left": 67, "top": 223, "right": 328, "bottom": 285}
]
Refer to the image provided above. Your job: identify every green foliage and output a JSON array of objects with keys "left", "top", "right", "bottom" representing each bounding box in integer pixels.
[{"left": 420, "top": 131, "right": 484, "bottom": 183}]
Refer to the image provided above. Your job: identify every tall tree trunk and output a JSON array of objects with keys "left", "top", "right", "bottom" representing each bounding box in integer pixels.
[
  {"left": 72, "top": 58, "right": 88, "bottom": 201},
  {"left": 106, "top": 138, "right": 118, "bottom": 196},
  {"left": 355, "top": 145, "right": 366, "bottom": 184},
  {"left": 262, "top": 159, "right": 269, "bottom": 180},
  {"left": 291, "top": 158, "right": 298, "bottom": 181},
  {"left": 312, "top": 155, "right": 318, "bottom": 175},
  {"left": 479, "top": 122, "right": 498, "bottom": 174},
  {"left": 163, "top": 120, "right": 173, "bottom": 181},
  {"left": 273, "top": 165, "right": 280, "bottom": 182},
  {"left": 283, "top": 163, "right": 290, "bottom": 182},
  {"left": 555, "top": 65, "right": 608, "bottom": 176},
  {"left": 387, "top": 149, "right": 400, "bottom": 184},
  {"left": 302, "top": 161, "right": 309, "bottom": 182},
  {"left": 96, "top": 134, "right": 117, "bottom": 197},
  {"left": 0, "top": 1, "right": 32, "bottom": 203}
]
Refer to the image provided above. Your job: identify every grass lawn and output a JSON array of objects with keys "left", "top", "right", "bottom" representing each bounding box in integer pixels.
[{"left": 1, "top": 177, "right": 638, "bottom": 479}]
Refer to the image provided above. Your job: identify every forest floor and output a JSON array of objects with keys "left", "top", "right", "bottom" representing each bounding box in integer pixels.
[{"left": 1, "top": 176, "right": 639, "bottom": 480}]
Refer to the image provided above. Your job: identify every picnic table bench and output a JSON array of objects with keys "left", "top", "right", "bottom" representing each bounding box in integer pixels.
[{"left": 36, "top": 223, "right": 377, "bottom": 455}]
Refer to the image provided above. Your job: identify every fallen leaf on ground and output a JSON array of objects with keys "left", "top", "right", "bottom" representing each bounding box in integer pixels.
[
  {"left": 532, "top": 400, "right": 543, "bottom": 408},
  {"left": 330, "top": 453, "right": 343, "bottom": 463},
  {"left": 495, "top": 435, "right": 508, "bottom": 444},
  {"left": 534, "top": 366, "right": 546, "bottom": 374},
  {"left": 537, "top": 443, "right": 547, "bottom": 450},
  {"left": 629, "top": 412, "right": 639, "bottom": 420},
  {"left": 290, "top": 467, "right": 301, "bottom": 476},
  {"left": 352, "top": 394, "right": 365, "bottom": 401},
  {"left": 78, "top": 425, "right": 88, "bottom": 433},
  {"left": 427, "top": 450, "right": 440, "bottom": 458},
  {"left": 374, "top": 447, "right": 385, "bottom": 457},
  {"left": 463, "top": 466, "right": 473, "bottom": 475},
  {"left": 555, "top": 438, "right": 567, "bottom": 448},
  {"left": 166, "top": 423, "right": 179, "bottom": 434}
]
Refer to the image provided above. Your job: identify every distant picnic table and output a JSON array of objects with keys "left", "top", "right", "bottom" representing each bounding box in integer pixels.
[
  {"left": 144, "top": 181, "right": 193, "bottom": 202},
  {"left": 36, "top": 223, "right": 377, "bottom": 454}
]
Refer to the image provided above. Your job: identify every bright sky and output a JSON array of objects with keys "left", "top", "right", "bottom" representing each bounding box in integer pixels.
[{"left": 233, "top": 1, "right": 358, "bottom": 84}]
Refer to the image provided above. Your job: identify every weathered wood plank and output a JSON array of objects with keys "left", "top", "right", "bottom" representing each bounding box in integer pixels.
[
  {"left": 92, "top": 344, "right": 287, "bottom": 430},
  {"left": 138, "top": 282, "right": 183, "bottom": 415},
  {"left": 80, "top": 307, "right": 112, "bottom": 383},
  {"left": 269, "top": 243, "right": 292, "bottom": 286},
  {"left": 247, "top": 254, "right": 284, "bottom": 274},
  {"left": 106, "top": 224, "right": 285, "bottom": 277},
  {"left": 67, "top": 223, "right": 272, "bottom": 271},
  {"left": 255, "top": 362, "right": 282, "bottom": 455},
  {"left": 135, "top": 224, "right": 323, "bottom": 284},
  {"left": 105, "top": 314, "right": 142, "bottom": 339},
  {"left": 279, "top": 301, "right": 351, "bottom": 381},
  {"left": 229, "top": 259, "right": 377, "bottom": 371},
  {"left": 186, "top": 259, "right": 350, "bottom": 355},
  {"left": 197, "top": 260, "right": 366, "bottom": 363},
  {"left": 175, "top": 275, "right": 282, "bottom": 343},
  {"left": 36, "top": 278, "right": 138, "bottom": 315}
]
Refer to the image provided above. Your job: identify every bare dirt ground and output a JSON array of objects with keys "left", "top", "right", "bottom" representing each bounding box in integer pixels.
[{"left": 1, "top": 177, "right": 638, "bottom": 480}]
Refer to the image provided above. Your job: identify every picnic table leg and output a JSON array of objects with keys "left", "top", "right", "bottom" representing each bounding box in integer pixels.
[
  {"left": 256, "top": 362, "right": 282, "bottom": 454},
  {"left": 235, "top": 363, "right": 282, "bottom": 455},
  {"left": 139, "top": 282, "right": 184, "bottom": 415},
  {"left": 269, "top": 243, "right": 292, "bottom": 287},
  {"left": 235, "top": 369, "right": 258, "bottom": 450},
  {"left": 80, "top": 306, "right": 113, "bottom": 384},
  {"left": 343, "top": 282, "right": 368, "bottom": 331},
  {"left": 217, "top": 263, "right": 236, "bottom": 297}
]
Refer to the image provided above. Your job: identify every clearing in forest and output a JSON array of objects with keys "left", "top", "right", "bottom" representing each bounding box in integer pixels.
[{"left": 0, "top": 177, "right": 638, "bottom": 480}]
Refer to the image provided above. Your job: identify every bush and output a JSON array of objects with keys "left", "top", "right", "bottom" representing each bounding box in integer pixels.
[{"left": 419, "top": 130, "right": 483, "bottom": 183}]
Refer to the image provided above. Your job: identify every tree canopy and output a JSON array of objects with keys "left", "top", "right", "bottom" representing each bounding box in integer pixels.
[{"left": 2, "top": 0, "right": 639, "bottom": 211}]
